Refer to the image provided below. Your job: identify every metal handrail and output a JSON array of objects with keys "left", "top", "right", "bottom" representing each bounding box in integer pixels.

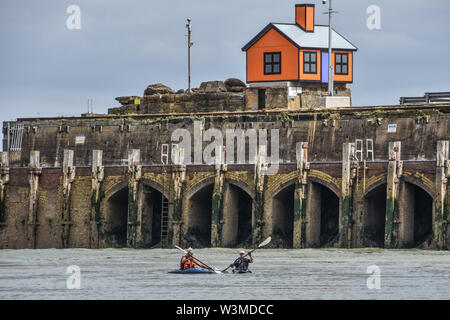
[{"left": 400, "top": 92, "right": 450, "bottom": 105}]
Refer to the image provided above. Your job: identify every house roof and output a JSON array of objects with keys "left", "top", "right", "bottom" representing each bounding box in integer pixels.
[{"left": 242, "top": 23, "right": 358, "bottom": 52}]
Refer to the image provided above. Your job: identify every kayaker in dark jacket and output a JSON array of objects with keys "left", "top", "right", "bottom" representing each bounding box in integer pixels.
[
  {"left": 180, "top": 248, "right": 212, "bottom": 270},
  {"left": 230, "top": 250, "right": 254, "bottom": 273}
]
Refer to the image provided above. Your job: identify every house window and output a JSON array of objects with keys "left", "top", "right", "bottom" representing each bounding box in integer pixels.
[
  {"left": 335, "top": 53, "right": 349, "bottom": 75},
  {"left": 264, "top": 52, "right": 281, "bottom": 75},
  {"left": 303, "top": 51, "right": 317, "bottom": 74}
]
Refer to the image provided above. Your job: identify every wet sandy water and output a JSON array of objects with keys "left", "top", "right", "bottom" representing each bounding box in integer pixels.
[{"left": 0, "top": 248, "right": 449, "bottom": 300}]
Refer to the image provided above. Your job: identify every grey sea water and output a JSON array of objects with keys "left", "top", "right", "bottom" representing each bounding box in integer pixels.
[{"left": 0, "top": 248, "right": 449, "bottom": 300}]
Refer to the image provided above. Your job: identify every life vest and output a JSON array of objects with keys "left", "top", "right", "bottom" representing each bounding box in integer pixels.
[
  {"left": 180, "top": 254, "right": 196, "bottom": 270},
  {"left": 234, "top": 257, "right": 250, "bottom": 271}
]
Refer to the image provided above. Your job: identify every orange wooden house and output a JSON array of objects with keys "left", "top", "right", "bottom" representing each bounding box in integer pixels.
[{"left": 242, "top": 4, "right": 357, "bottom": 85}]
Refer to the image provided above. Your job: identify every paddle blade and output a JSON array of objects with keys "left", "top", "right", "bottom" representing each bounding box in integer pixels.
[
  {"left": 174, "top": 245, "right": 187, "bottom": 254},
  {"left": 258, "top": 236, "right": 272, "bottom": 248}
]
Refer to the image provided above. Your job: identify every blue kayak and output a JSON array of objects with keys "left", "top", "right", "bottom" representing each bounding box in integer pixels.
[
  {"left": 232, "top": 269, "right": 252, "bottom": 274},
  {"left": 168, "top": 267, "right": 216, "bottom": 274}
]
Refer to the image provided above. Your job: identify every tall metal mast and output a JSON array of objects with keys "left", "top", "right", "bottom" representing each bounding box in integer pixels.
[
  {"left": 186, "top": 18, "right": 193, "bottom": 93},
  {"left": 324, "top": 0, "right": 337, "bottom": 96}
]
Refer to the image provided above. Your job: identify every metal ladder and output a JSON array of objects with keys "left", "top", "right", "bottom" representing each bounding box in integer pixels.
[{"left": 160, "top": 195, "right": 169, "bottom": 248}]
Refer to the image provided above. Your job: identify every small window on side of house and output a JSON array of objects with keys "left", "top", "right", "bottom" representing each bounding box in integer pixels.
[
  {"left": 264, "top": 52, "right": 281, "bottom": 75},
  {"left": 303, "top": 51, "right": 317, "bottom": 74},
  {"left": 335, "top": 53, "right": 349, "bottom": 75}
]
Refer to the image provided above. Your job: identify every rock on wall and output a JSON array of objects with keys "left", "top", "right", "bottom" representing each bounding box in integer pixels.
[{"left": 108, "top": 80, "right": 247, "bottom": 115}]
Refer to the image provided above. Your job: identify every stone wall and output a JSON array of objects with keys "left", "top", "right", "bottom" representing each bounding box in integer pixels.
[
  {"left": 5, "top": 106, "right": 448, "bottom": 168},
  {"left": 1, "top": 104, "right": 449, "bottom": 250},
  {"left": 107, "top": 81, "right": 352, "bottom": 115},
  {"left": 246, "top": 82, "right": 351, "bottom": 110}
]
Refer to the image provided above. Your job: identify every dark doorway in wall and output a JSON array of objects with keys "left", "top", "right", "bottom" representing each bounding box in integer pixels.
[
  {"left": 258, "top": 89, "right": 266, "bottom": 109},
  {"left": 186, "top": 184, "right": 214, "bottom": 247},
  {"left": 272, "top": 184, "right": 295, "bottom": 248},
  {"left": 221, "top": 184, "right": 253, "bottom": 247},
  {"left": 142, "top": 186, "right": 167, "bottom": 248},
  {"left": 105, "top": 185, "right": 168, "bottom": 248},
  {"left": 107, "top": 187, "right": 129, "bottom": 247},
  {"left": 305, "top": 182, "right": 340, "bottom": 247},
  {"left": 399, "top": 182, "right": 433, "bottom": 248},
  {"left": 237, "top": 188, "right": 252, "bottom": 245},
  {"left": 319, "top": 185, "right": 340, "bottom": 247},
  {"left": 413, "top": 185, "right": 433, "bottom": 246},
  {"left": 150, "top": 192, "right": 162, "bottom": 247},
  {"left": 363, "top": 184, "right": 387, "bottom": 247}
]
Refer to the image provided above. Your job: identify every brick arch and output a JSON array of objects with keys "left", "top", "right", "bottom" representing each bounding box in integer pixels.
[
  {"left": 185, "top": 176, "right": 254, "bottom": 200},
  {"left": 308, "top": 170, "right": 341, "bottom": 198},
  {"left": 185, "top": 173, "right": 216, "bottom": 197},
  {"left": 225, "top": 178, "right": 255, "bottom": 200},
  {"left": 100, "top": 178, "right": 169, "bottom": 248},
  {"left": 402, "top": 173, "right": 435, "bottom": 199},
  {"left": 100, "top": 180, "right": 129, "bottom": 248},
  {"left": 183, "top": 175, "right": 254, "bottom": 247},
  {"left": 185, "top": 177, "right": 216, "bottom": 200},
  {"left": 308, "top": 176, "right": 341, "bottom": 200},
  {"left": 271, "top": 179, "right": 296, "bottom": 199},
  {"left": 102, "top": 179, "right": 169, "bottom": 202},
  {"left": 268, "top": 170, "right": 341, "bottom": 248},
  {"left": 103, "top": 180, "right": 128, "bottom": 202},
  {"left": 141, "top": 178, "right": 170, "bottom": 200},
  {"left": 270, "top": 170, "right": 341, "bottom": 200},
  {"left": 224, "top": 172, "right": 255, "bottom": 195},
  {"left": 265, "top": 171, "right": 297, "bottom": 195},
  {"left": 361, "top": 174, "right": 387, "bottom": 200},
  {"left": 343, "top": 173, "right": 435, "bottom": 201}
]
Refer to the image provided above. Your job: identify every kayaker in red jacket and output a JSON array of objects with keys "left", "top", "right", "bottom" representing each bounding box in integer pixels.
[{"left": 180, "top": 248, "right": 212, "bottom": 270}]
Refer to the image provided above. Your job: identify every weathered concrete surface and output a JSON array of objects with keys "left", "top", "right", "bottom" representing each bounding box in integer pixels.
[
  {"left": 435, "top": 141, "right": 449, "bottom": 249},
  {"left": 0, "top": 152, "right": 10, "bottom": 226},
  {"left": 339, "top": 143, "right": 356, "bottom": 248},
  {"left": 293, "top": 142, "right": 309, "bottom": 248},
  {"left": 89, "top": 150, "right": 103, "bottom": 248},
  {"left": 211, "top": 150, "right": 225, "bottom": 247},
  {"left": 61, "top": 149, "right": 75, "bottom": 248},
  {"left": 0, "top": 104, "right": 449, "bottom": 249},
  {"left": 27, "top": 151, "right": 41, "bottom": 249},
  {"left": 385, "top": 142, "right": 402, "bottom": 249}
]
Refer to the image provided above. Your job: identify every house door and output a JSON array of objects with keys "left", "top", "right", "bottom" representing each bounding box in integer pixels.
[
  {"left": 321, "top": 52, "right": 329, "bottom": 83},
  {"left": 258, "top": 89, "right": 266, "bottom": 109}
]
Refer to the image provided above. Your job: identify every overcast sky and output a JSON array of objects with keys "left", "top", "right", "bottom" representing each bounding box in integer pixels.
[{"left": 0, "top": 0, "right": 449, "bottom": 124}]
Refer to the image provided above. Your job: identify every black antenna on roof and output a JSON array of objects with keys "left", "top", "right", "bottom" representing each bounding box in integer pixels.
[{"left": 186, "top": 19, "right": 194, "bottom": 93}]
